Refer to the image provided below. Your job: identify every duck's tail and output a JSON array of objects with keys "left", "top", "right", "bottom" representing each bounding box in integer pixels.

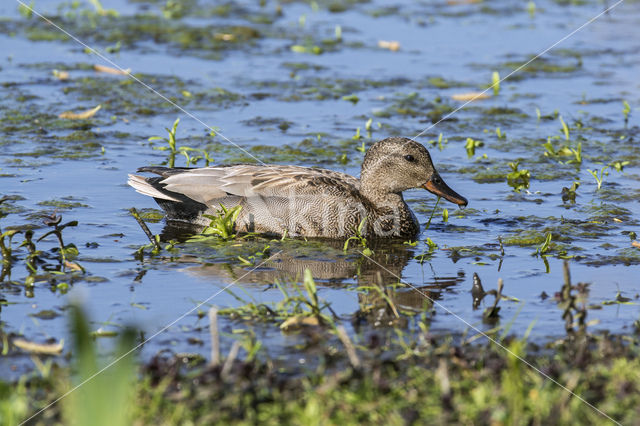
[{"left": 127, "top": 174, "right": 182, "bottom": 202}]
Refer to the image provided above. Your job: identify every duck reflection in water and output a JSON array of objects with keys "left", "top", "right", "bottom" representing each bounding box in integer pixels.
[{"left": 157, "top": 223, "right": 466, "bottom": 323}]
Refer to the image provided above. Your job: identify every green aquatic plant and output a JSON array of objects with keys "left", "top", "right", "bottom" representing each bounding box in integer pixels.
[
  {"left": 542, "top": 138, "right": 581, "bottom": 165},
  {"left": 561, "top": 181, "right": 580, "bottom": 203},
  {"left": 334, "top": 25, "right": 342, "bottom": 41},
  {"left": 427, "top": 133, "right": 447, "bottom": 151},
  {"left": 610, "top": 160, "right": 629, "bottom": 172},
  {"left": 342, "top": 94, "right": 359, "bottom": 104},
  {"left": 534, "top": 232, "right": 552, "bottom": 256},
  {"left": 527, "top": 1, "right": 536, "bottom": 18},
  {"left": 18, "top": 0, "right": 34, "bottom": 18},
  {"left": 506, "top": 160, "right": 530, "bottom": 192},
  {"left": 0, "top": 229, "right": 19, "bottom": 280},
  {"left": 88, "top": 0, "right": 119, "bottom": 17},
  {"left": 364, "top": 117, "right": 373, "bottom": 137},
  {"left": 343, "top": 217, "right": 372, "bottom": 256},
  {"left": 495, "top": 127, "right": 506, "bottom": 140},
  {"left": 37, "top": 214, "right": 80, "bottom": 265},
  {"left": 237, "top": 244, "right": 271, "bottom": 266},
  {"left": 201, "top": 204, "right": 243, "bottom": 240},
  {"left": 465, "top": 137, "right": 483, "bottom": 158},
  {"left": 352, "top": 126, "right": 362, "bottom": 141},
  {"left": 559, "top": 115, "right": 570, "bottom": 141},
  {"left": 622, "top": 100, "right": 631, "bottom": 126},
  {"left": 149, "top": 119, "right": 216, "bottom": 167},
  {"left": 162, "top": 0, "right": 188, "bottom": 19},
  {"left": 219, "top": 269, "right": 334, "bottom": 328},
  {"left": 149, "top": 118, "right": 180, "bottom": 168},
  {"left": 290, "top": 44, "right": 323, "bottom": 55},
  {"left": 587, "top": 166, "right": 609, "bottom": 191},
  {"left": 492, "top": 71, "right": 500, "bottom": 96}
]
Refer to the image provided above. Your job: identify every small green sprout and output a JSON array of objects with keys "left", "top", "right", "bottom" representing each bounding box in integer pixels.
[
  {"left": 201, "top": 204, "right": 243, "bottom": 240},
  {"left": 442, "top": 208, "right": 449, "bottom": 223},
  {"left": 506, "top": 160, "right": 530, "bottom": 192},
  {"left": 290, "top": 44, "right": 323, "bottom": 55},
  {"left": 414, "top": 237, "right": 438, "bottom": 264},
  {"left": 424, "top": 197, "right": 440, "bottom": 231},
  {"left": 427, "top": 133, "right": 446, "bottom": 150},
  {"left": 622, "top": 100, "right": 631, "bottom": 125},
  {"left": 37, "top": 214, "right": 80, "bottom": 265},
  {"left": 335, "top": 25, "right": 342, "bottom": 41},
  {"left": 587, "top": 166, "right": 609, "bottom": 191},
  {"left": 492, "top": 71, "right": 500, "bottom": 96},
  {"left": 559, "top": 115, "right": 570, "bottom": 141},
  {"left": 535, "top": 233, "right": 552, "bottom": 256},
  {"left": 149, "top": 118, "right": 180, "bottom": 167},
  {"left": 527, "top": 1, "right": 536, "bottom": 18},
  {"left": 495, "top": 127, "right": 506, "bottom": 140},
  {"left": 343, "top": 218, "right": 372, "bottom": 256},
  {"left": 365, "top": 117, "right": 373, "bottom": 137},
  {"left": 342, "top": 94, "right": 359, "bottom": 104},
  {"left": 352, "top": 127, "right": 362, "bottom": 140},
  {"left": 567, "top": 142, "right": 581, "bottom": 165},
  {"left": 465, "top": 137, "right": 483, "bottom": 158},
  {"left": 18, "top": 1, "right": 34, "bottom": 18},
  {"left": 536, "top": 107, "right": 541, "bottom": 122},
  {"left": 610, "top": 160, "right": 630, "bottom": 172}
]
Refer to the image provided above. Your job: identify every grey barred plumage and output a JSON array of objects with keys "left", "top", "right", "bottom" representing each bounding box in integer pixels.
[{"left": 128, "top": 137, "right": 468, "bottom": 239}]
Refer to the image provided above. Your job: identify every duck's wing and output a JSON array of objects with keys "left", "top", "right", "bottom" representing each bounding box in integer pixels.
[{"left": 129, "top": 165, "right": 360, "bottom": 205}]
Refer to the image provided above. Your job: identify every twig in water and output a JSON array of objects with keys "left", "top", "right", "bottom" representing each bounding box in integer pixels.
[{"left": 129, "top": 208, "right": 161, "bottom": 252}]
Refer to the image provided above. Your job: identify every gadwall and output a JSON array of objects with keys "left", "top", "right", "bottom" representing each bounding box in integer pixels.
[{"left": 128, "top": 137, "right": 467, "bottom": 239}]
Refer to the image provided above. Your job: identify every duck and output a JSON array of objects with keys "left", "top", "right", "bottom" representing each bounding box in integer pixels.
[{"left": 127, "top": 137, "right": 467, "bottom": 239}]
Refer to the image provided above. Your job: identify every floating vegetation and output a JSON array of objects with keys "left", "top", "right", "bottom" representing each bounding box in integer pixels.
[{"left": 506, "top": 160, "right": 530, "bottom": 192}]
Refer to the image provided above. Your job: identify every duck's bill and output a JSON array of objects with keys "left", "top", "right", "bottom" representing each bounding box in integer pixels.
[{"left": 423, "top": 179, "right": 468, "bottom": 207}]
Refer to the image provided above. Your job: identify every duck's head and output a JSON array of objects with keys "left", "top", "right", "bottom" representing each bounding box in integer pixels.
[{"left": 360, "top": 137, "right": 468, "bottom": 207}]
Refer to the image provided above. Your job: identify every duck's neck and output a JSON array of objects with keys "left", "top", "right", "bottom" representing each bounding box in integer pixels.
[{"left": 359, "top": 185, "right": 419, "bottom": 238}]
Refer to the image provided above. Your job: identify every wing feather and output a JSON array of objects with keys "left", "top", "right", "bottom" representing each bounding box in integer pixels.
[{"left": 152, "top": 165, "right": 359, "bottom": 205}]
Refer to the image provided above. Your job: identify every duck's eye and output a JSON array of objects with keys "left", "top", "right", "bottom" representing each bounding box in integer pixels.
[{"left": 404, "top": 154, "right": 415, "bottom": 162}]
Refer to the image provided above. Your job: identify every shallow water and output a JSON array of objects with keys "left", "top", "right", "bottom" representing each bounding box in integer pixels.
[{"left": 1, "top": 0, "right": 640, "bottom": 376}]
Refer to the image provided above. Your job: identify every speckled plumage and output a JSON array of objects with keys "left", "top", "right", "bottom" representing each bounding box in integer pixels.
[{"left": 128, "top": 137, "right": 467, "bottom": 239}]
